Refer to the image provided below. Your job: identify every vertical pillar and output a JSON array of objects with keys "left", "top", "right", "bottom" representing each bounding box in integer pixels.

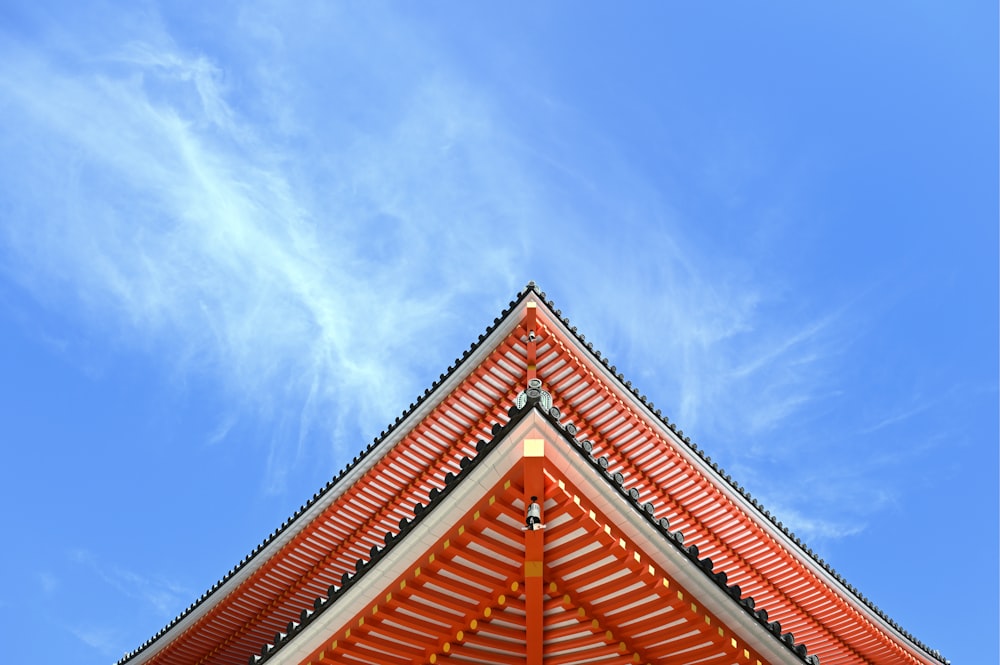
[
  {"left": 525, "top": 301, "right": 538, "bottom": 382},
  {"left": 523, "top": 437, "right": 545, "bottom": 665}
]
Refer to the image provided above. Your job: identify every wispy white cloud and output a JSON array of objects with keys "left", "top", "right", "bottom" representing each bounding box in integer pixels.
[
  {"left": 0, "top": 5, "right": 537, "bottom": 491},
  {"left": 71, "top": 549, "right": 191, "bottom": 617},
  {"left": 38, "top": 572, "right": 58, "bottom": 595},
  {"left": 69, "top": 624, "right": 123, "bottom": 657},
  {"left": 206, "top": 412, "right": 239, "bottom": 445},
  {"left": 764, "top": 502, "right": 867, "bottom": 543},
  {"left": 566, "top": 219, "right": 845, "bottom": 446},
  {"left": 515, "top": 141, "right": 867, "bottom": 543},
  {"left": 0, "top": 1, "right": 880, "bottom": 543},
  {"left": 858, "top": 394, "right": 934, "bottom": 435}
]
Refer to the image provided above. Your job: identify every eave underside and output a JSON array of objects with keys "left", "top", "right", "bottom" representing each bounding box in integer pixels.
[{"left": 272, "top": 418, "right": 803, "bottom": 665}]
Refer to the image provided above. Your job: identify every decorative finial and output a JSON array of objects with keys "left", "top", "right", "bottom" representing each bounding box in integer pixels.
[{"left": 516, "top": 378, "right": 552, "bottom": 411}]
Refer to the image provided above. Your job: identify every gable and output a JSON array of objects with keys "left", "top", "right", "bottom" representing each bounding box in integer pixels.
[
  {"left": 257, "top": 404, "right": 814, "bottom": 665},
  {"left": 119, "top": 284, "right": 943, "bottom": 665}
]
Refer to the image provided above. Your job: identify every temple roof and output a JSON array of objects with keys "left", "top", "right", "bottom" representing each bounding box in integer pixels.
[
  {"left": 248, "top": 398, "right": 820, "bottom": 665},
  {"left": 117, "top": 283, "right": 947, "bottom": 665}
]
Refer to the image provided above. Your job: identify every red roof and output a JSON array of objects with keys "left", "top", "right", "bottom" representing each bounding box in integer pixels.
[{"left": 118, "top": 284, "right": 945, "bottom": 665}]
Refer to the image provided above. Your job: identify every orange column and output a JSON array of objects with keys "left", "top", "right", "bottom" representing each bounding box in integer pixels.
[
  {"left": 525, "top": 301, "right": 537, "bottom": 382},
  {"left": 523, "top": 437, "right": 545, "bottom": 665}
]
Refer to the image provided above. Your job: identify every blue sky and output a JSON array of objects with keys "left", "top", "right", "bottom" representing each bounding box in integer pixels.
[{"left": 0, "top": 2, "right": 995, "bottom": 663}]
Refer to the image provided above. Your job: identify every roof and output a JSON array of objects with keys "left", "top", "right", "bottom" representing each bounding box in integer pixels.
[
  {"left": 250, "top": 398, "right": 820, "bottom": 665},
  {"left": 117, "top": 282, "right": 947, "bottom": 665}
]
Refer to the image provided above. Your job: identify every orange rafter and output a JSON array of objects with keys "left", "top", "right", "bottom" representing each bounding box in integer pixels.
[
  {"left": 525, "top": 307, "right": 928, "bottom": 665},
  {"left": 541, "top": 464, "right": 774, "bottom": 665},
  {"left": 304, "top": 473, "right": 527, "bottom": 665},
  {"left": 258, "top": 410, "right": 793, "bottom": 665},
  {"left": 546, "top": 580, "right": 653, "bottom": 665}
]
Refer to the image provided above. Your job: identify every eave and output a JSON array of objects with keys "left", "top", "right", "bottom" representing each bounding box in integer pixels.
[
  {"left": 118, "top": 283, "right": 946, "bottom": 665},
  {"left": 257, "top": 403, "right": 818, "bottom": 665}
]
